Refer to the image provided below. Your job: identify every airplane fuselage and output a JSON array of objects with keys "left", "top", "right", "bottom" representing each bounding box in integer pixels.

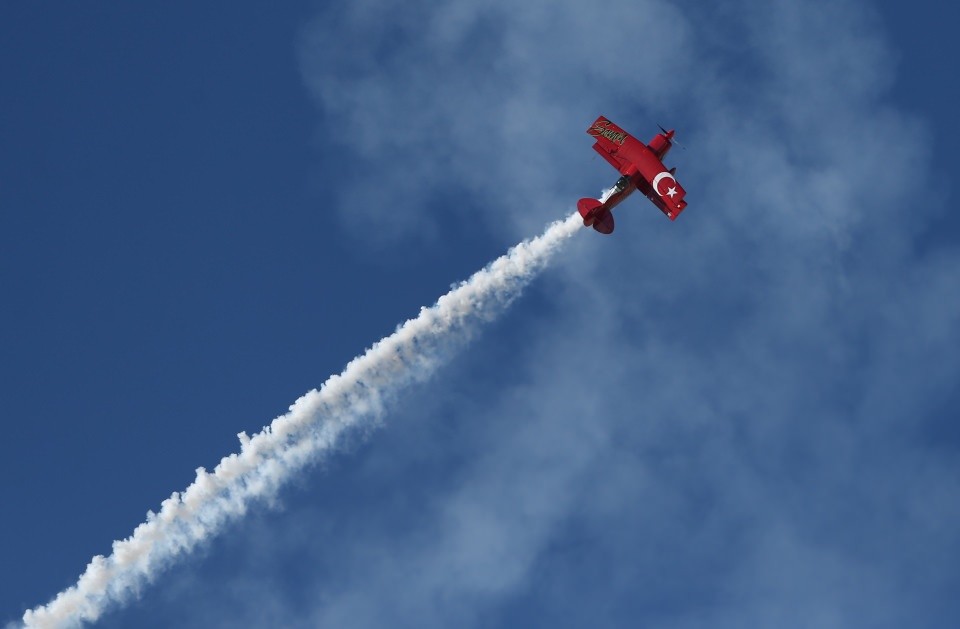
[{"left": 578, "top": 116, "right": 687, "bottom": 233}]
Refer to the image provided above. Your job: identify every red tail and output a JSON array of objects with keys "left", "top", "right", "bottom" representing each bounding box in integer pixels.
[{"left": 577, "top": 198, "right": 615, "bottom": 234}]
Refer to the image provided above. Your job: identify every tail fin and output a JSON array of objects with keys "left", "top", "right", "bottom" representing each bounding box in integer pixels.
[
  {"left": 578, "top": 198, "right": 602, "bottom": 226},
  {"left": 577, "top": 198, "right": 615, "bottom": 234}
]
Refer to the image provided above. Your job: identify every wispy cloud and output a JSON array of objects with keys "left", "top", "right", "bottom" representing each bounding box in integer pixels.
[
  {"left": 260, "top": 0, "right": 960, "bottom": 627},
  {"left": 21, "top": 0, "right": 960, "bottom": 625}
]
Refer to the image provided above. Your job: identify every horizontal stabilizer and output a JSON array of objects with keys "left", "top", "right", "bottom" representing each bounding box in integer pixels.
[
  {"left": 577, "top": 198, "right": 614, "bottom": 234},
  {"left": 593, "top": 210, "right": 615, "bottom": 234},
  {"left": 577, "top": 198, "right": 602, "bottom": 225}
]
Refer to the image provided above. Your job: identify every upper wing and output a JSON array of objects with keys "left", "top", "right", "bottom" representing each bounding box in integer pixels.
[{"left": 586, "top": 116, "right": 633, "bottom": 174}]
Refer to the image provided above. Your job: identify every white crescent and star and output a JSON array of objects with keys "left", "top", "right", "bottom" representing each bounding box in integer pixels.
[{"left": 651, "top": 171, "right": 678, "bottom": 199}]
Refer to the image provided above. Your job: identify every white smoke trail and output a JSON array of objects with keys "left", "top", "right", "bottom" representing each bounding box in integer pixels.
[{"left": 21, "top": 212, "right": 583, "bottom": 628}]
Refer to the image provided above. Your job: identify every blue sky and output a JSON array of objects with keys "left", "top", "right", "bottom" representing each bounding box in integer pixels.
[{"left": 2, "top": 1, "right": 959, "bottom": 627}]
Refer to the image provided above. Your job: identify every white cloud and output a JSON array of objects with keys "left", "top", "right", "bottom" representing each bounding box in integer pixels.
[
  {"left": 298, "top": 0, "right": 693, "bottom": 242},
  {"left": 75, "top": 0, "right": 959, "bottom": 626},
  {"left": 286, "top": 0, "right": 960, "bottom": 626}
]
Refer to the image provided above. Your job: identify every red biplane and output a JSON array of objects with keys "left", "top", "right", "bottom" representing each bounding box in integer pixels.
[{"left": 578, "top": 116, "right": 687, "bottom": 234}]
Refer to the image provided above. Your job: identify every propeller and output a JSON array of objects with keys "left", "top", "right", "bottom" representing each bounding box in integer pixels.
[{"left": 658, "top": 124, "right": 685, "bottom": 150}]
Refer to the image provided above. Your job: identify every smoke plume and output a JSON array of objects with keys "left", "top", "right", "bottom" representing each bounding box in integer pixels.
[{"left": 21, "top": 213, "right": 583, "bottom": 628}]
